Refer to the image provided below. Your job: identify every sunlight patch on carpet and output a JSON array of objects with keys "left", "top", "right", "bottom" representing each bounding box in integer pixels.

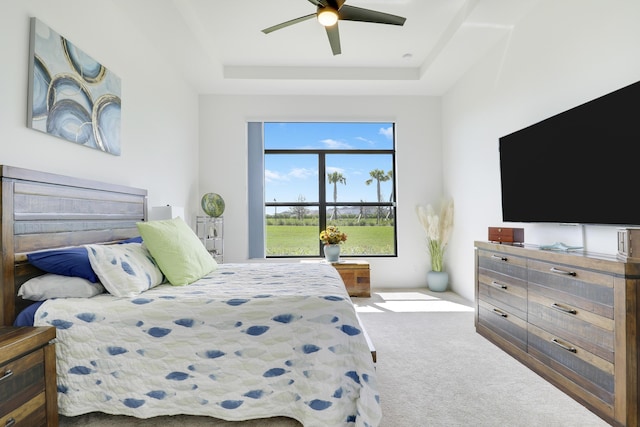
[
  {"left": 355, "top": 305, "right": 385, "bottom": 313},
  {"left": 372, "top": 300, "right": 474, "bottom": 313},
  {"left": 375, "top": 292, "right": 437, "bottom": 301},
  {"left": 353, "top": 290, "right": 474, "bottom": 313}
]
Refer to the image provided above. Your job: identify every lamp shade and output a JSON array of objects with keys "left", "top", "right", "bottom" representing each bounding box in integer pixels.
[{"left": 149, "top": 205, "right": 184, "bottom": 221}]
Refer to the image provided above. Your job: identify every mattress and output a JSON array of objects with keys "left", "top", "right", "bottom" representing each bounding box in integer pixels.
[{"left": 34, "top": 262, "right": 380, "bottom": 426}]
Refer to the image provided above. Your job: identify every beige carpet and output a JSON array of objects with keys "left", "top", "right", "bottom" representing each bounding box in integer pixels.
[{"left": 59, "top": 289, "right": 608, "bottom": 427}]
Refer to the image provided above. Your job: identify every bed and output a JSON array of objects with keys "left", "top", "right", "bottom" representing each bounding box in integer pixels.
[{"left": 0, "top": 165, "right": 380, "bottom": 427}]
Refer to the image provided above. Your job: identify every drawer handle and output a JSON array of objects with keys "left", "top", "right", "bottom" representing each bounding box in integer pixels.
[
  {"left": 0, "top": 369, "right": 13, "bottom": 382},
  {"left": 552, "top": 303, "right": 577, "bottom": 315},
  {"left": 491, "top": 255, "right": 508, "bottom": 261},
  {"left": 551, "top": 338, "right": 577, "bottom": 353},
  {"left": 491, "top": 281, "right": 507, "bottom": 290},
  {"left": 550, "top": 267, "right": 576, "bottom": 276},
  {"left": 5, "top": 418, "right": 16, "bottom": 427},
  {"left": 492, "top": 308, "right": 508, "bottom": 318}
]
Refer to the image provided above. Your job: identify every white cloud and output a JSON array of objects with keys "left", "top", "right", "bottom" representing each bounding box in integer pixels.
[
  {"left": 265, "top": 169, "right": 287, "bottom": 183},
  {"left": 322, "top": 138, "right": 352, "bottom": 149},
  {"left": 379, "top": 127, "right": 393, "bottom": 139},
  {"left": 355, "top": 136, "right": 375, "bottom": 145},
  {"left": 289, "top": 168, "right": 315, "bottom": 179}
]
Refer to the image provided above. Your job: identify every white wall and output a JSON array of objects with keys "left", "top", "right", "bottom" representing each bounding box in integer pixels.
[
  {"left": 199, "top": 95, "right": 442, "bottom": 289},
  {"left": 443, "top": 0, "right": 640, "bottom": 301},
  {"left": 0, "top": 1, "right": 200, "bottom": 223}
]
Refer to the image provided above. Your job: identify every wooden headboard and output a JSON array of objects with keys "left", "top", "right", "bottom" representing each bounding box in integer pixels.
[{"left": 0, "top": 165, "right": 147, "bottom": 326}]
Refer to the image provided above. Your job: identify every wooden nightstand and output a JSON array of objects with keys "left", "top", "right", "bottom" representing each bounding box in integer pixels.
[
  {"left": 300, "top": 259, "right": 370, "bottom": 297},
  {"left": 301, "top": 259, "right": 371, "bottom": 297},
  {"left": 0, "top": 326, "right": 58, "bottom": 427},
  {"left": 331, "top": 260, "right": 370, "bottom": 297}
]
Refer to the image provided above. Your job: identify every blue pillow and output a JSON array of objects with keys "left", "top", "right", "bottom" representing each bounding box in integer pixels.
[
  {"left": 119, "top": 236, "right": 143, "bottom": 244},
  {"left": 14, "top": 301, "right": 44, "bottom": 327},
  {"left": 27, "top": 247, "right": 98, "bottom": 283}
]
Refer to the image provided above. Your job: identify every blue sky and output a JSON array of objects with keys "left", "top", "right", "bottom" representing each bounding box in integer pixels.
[{"left": 264, "top": 122, "right": 395, "bottom": 204}]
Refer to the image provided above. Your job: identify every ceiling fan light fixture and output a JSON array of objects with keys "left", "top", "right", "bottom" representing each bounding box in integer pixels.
[{"left": 317, "top": 8, "right": 339, "bottom": 27}]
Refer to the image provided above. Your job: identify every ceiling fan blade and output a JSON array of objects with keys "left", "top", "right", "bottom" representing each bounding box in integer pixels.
[
  {"left": 325, "top": 24, "right": 341, "bottom": 55},
  {"left": 338, "top": 5, "right": 406, "bottom": 26},
  {"left": 307, "top": 0, "right": 327, "bottom": 6},
  {"left": 262, "top": 13, "right": 316, "bottom": 34}
]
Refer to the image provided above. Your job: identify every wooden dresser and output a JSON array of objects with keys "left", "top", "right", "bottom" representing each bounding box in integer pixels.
[
  {"left": 475, "top": 241, "right": 640, "bottom": 426},
  {"left": 0, "top": 327, "right": 58, "bottom": 427}
]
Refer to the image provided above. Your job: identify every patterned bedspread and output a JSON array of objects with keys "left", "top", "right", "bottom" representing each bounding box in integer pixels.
[{"left": 34, "top": 262, "right": 380, "bottom": 427}]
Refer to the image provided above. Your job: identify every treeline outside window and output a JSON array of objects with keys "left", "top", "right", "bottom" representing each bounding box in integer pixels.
[{"left": 263, "top": 122, "right": 397, "bottom": 258}]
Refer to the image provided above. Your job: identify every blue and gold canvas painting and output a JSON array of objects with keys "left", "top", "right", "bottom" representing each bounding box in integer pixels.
[{"left": 27, "top": 17, "right": 121, "bottom": 155}]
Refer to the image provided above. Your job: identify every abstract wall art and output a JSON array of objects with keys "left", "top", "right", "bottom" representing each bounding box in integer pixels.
[{"left": 27, "top": 17, "right": 122, "bottom": 155}]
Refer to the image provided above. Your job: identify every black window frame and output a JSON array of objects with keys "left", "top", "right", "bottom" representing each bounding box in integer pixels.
[{"left": 264, "top": 126, "right": 397, "bottom": 259}]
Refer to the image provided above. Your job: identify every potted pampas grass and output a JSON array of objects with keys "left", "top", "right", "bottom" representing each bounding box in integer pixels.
[{"left": 417, "top": 199, "right": 454, "bottom": 291}]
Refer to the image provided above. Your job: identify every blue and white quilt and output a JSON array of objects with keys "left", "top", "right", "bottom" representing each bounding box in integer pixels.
[{"left": 34, "top": 262, "right": 380, "bottom": 427}]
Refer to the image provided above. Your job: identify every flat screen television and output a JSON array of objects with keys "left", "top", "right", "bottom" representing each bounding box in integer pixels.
[{"left": 499, "top": 79, "right": 640, "bottom": 225}]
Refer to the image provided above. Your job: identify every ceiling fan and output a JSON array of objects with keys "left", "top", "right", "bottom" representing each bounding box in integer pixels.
[{"left": 262, "top": 0, "right": 406, "bottom": 56}]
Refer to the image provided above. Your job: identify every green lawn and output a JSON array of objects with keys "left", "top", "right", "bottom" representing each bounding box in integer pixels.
[{"left": 266, "top": 225, "right": 394, "bottom": 256}]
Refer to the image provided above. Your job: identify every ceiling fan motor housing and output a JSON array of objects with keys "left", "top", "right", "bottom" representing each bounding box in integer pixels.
[{"left": 262, "top": 0, "right": 406, "bottom": 56}]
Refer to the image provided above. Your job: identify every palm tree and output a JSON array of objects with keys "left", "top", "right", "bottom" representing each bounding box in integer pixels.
[
  {"left": 357, "top": 199, "right": 366, "bottom": 223},
  {"left": 386, "top": 170, "right": 394, "bottom": 220},
  {"left": 327, "top": 171, "right": 346, "bottom": 220},
  {"left": 365, "top": 169, "right": 391, "bottom": 224}
]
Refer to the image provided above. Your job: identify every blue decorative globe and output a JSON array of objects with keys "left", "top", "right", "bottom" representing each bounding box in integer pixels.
[{"left": 201, "top": 193, "right": 225, "bottom": 217}]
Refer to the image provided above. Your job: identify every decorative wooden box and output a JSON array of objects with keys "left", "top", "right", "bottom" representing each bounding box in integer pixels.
[{"left": 488, "top": 227, "right": 524, "bottom": 244}]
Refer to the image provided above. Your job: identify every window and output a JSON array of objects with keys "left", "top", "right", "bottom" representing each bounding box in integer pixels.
[{"left": 248, "top": 122, "right": 396, "bottom": 258}]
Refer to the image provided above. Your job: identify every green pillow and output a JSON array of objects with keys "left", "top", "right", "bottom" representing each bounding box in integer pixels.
[{"left": 136, "top": 217, "right": 218, "bottom": 286}]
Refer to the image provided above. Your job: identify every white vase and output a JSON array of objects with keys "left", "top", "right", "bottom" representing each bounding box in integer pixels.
[
  {"left": 324, "top": 244, "right": 341, "bottom": 263},
  {"left": 427, "top": 271, "right": 448, "bottom": 292}
]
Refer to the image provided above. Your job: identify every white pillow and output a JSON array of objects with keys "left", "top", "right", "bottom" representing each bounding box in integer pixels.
[
  {"left": 18, "top": 273, "right": 105, "bottom": 301},
  {"left": 86, "top": 243, "right": 164, "bottom": 297}
]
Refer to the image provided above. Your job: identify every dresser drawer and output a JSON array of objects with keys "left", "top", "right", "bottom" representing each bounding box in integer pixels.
[
  {"left": 526, "top": 259, "right": 615, "bottom": 412},
  {"left": 0, "top": 327, "right": 56, "bottom": 427},
  {"left": 477, "top": 249, "right": 527, "bottom": 315},
  {"left": 0, "top": 392, "right": 47, "bottom": 427},
  {"left": 528, "top": 323, "right": 614, "bottom": 407},
  {"left": 0, "top": 349, "right": 46, "bottom": 418},
  {"left": 476, "top": 249, "right": 528, "bottom": 350},
  {"left": 477, "top": 248, "right": 528, "bottom": 274},
  {"left": 527, "top": 259, "right": 614, "bottom": 318},
  {"left": 477, "top": 299, "right": 528, "bottom": 351},
  {"left": 477, "top": 268, "right": 527, "bottom": 316},
  {"left": 528, "top": 289, "right": 614, "bottom": 362},
  {"left": 527, "top": 258, "right": 614, "bottom": 361}
]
